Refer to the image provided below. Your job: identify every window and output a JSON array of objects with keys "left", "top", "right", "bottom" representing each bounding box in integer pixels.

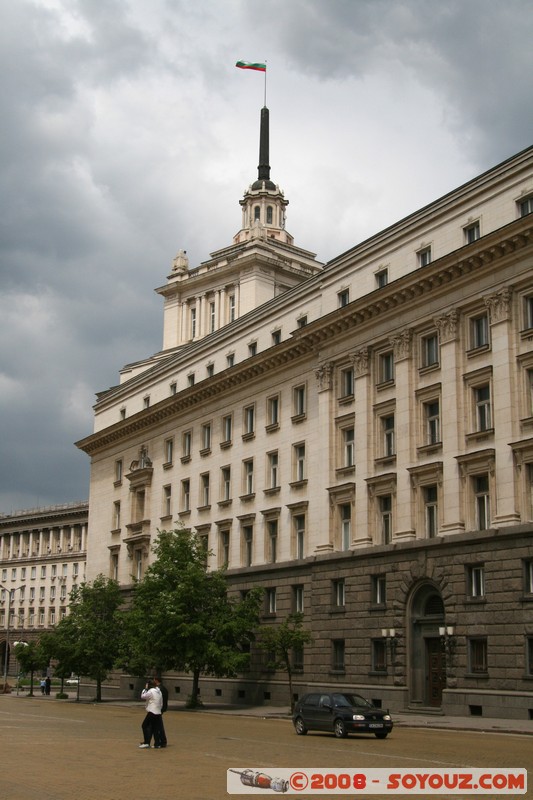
[
  {"left": 248, "top": 341, "right": 257, "bottom": 357},
  {"left": 473, "top": 475, "right": 490, "bottom": 530},
  {"left": 162, "top": 485, "right": 172, "bottom": 518},
  {"left": 114, "top": 459, "right": 123, "bottom": 483},
  {"left": 523, "top": 295, "right": 533, "bottom": 331},
  {"left": 464, "top": 221, "right": 480, "bottom": 243},
  {"left": 229, "top": 295, "right": 236, "bottom": 322},
  {"left": 333, "top": 578, "right": 345, "bottom": 607},
  {"left": 343, "top": 427, "right": 355, "bottom": 467},
  {"left": 519, "top": 196, "right": 533, "bottom": 217},
  {"left": 200, "top": 473, "right": 210, "bottom": 507},
  {"left": 421, "top": 332, "right": 439, "bottom": 368},
  {"left": 201, "top": 422, "right": 212, "bottom": 452},
  {"left": 468, "top": 638, "right": 488, "bottom": 674},
  {"left": 376, "top": 268, "right": 388, "bottom": 288},
  {"left": 470, "top": 313, "right": 489, "bottom": 350},
  {"left": 220, "top": 530, "right": 230, "bottom": 568},
  {"left": 227, "top": 352, "right": 235, "bottom": 368},
  {"left": 164, "top": 438, "right": 174, "bottom": 465},
  {"left": 266, "top": 587, "right": 277, "bottom": 614},
  {"left": 267, "top": 520, "right": 277, "bottom": 563},
  {"left": 293, "top": 443, "right": 306, "bottom": 482},
  {"left": 40, "top": 565, "right": 46, "bottom": 579},
  {"left": 467, "top": 564, "right": 485, "bottom": 598},
  {"left": 206, "top": 363, "right": 214, "bottom": 378},
  {"left": 418, "top": 247, "right": 432, "bottom": 267},
  {"left": 221, "top": 466, "right": 231, "bottom": 502},
  {"left": 190, "top": 307, "right": 197, "bottom": 339},
  {"left": 293, "top": 385, "right": 306, "bottom": 418},
  {"left": 209, "top": 301, "right": 215, "bottom": 333},
  {"left": 293, "top": 585, "right": 304, "bottom": 613},
  {"left": 294, "top": 514, "right": 305, "bottom": 559},
  {"left": 380, "top": 495, "right": 393, "bottom": 544},
  {"left": 340, "top": 367, "right": 354, "bottom": 398},
  {"left": 244, "top": 405, "right": 255, "bottom": 437},
  {"left": 266, "top": 205, "right": 273, "bottom": 224},
  {"left": 181, "top": 479, "right": 190, "bottom": 513},
  {"left": 271, "top": 329, "right": 281, "bottom": 345},
  {"left": 170, "top": 381, "right": 177, "bottom": 395},
  {"left": 267, "top": 395, "right": 280, "bottom": 427},
  {"left": 242, "top": 525, "right": 253, "bottom": 567},
  {"left": 379, "top": 351, "right": 394, "bottom": 384},
  {"left": 143, "top": 396, "right": 150, "bottom": 409},
  {"left": 182, "top": 430, "right": 192, "bottom": 459},
  {"left": 424, "top": 485, "right": 438, "bottom": 537},
  {"left": 424, "top": 400, "right": 441, "bottom": 445},
  {"left": 222, "top": 414, "right": 232, "bottom": 444},
  {"left": 267, "top": 451, "right": 279, "bottom": 489},
  {"left": 338, "top": 289, "right": 350, "bottom": 307},
  {"left": 243, "top": 459, "right": 254, "bottom": 496},
  {"left": 297, "top": 315, "right": 307, "bottom": 328},
  {"left": 340, "top": 504, "right": 351, "bottom": 550},
  {"left": 187, "top": 373, "right": 195, "bottom": 387},
  {"left": 332, "top": 639, "right": 345, "bottom": 671},
  {"left": 474, "top": 385, "right": 492, "bottom": 431},
  {"left": 371, "top": 575, "right": 386, "bottom": 605},
  {"left": 372, "top": 639, "right": 387, "bottom": 672},
  {"left": 525, "top": 560, "right": 533, "bottom": 594},
  {"left": 113, "top": 500, "right": 121, "bottom": 530},
  {"left": 382, "top": 414, "right": 395, "bottom": 457}
]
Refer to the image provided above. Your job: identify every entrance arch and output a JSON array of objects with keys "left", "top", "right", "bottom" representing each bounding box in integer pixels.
[{"left": 408, "top": 582, "right": 446, "bottom": 708}]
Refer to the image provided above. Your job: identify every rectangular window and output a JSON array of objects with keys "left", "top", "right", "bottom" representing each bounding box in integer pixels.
[
  {"left": 243, "top": 459, "right": 254, "bottom": 495},
  {"left": 371, "top": 574, "right": 386, "bottom": 605},
  {"left": 200, "top": 473, "right": 210, "bottom": 507},
  {"left": 474, "top": 475, "right": 490, "bottom": 529},
  {"left": 190, "top": 307, "right": 197, "bottom": 339},
  {"left": 244, "top": 405, "right": 255, "bottom": 436},
  {"left": 162, "top": 485, "right": 172, "bottom": 517},
  {"left": 226, "top": 353, "right": 235, "bottom": 368},
  {"left": 229, "top": 295, "right": 236, "bottom": 322},
  {"left": 338, "top": 289, "right": 350, "bottom": 307},
  {"left": 267, "top": 520, "right": 278, "bottom": 563},
  {"left": 340, "top": 367, "right": 354, "bottom": 398},
  {"left": 113, "top": 500, "right": 121, "bottom": 530},
  {"left": 418, "top": 247, "right": 432, "bottom": 267},
  {"left": 380, "top": 495, "right": 393, "bottom": 544},
  {"left": 424, "top": 485, "right": 438, "bottom": 537},
  {"left": 268, "top": 451, "right": 279, "bottom": 488},
  {"left": 332, "top": 639, "right": 345, "bottom": 671},
  {"left": 272, "top": 329, "right": 281, "bottom": 345},
  {"left": 294, "top": 585, "right": 304, "bottom": 613},
  {"left": 475, "top": 385, "right": 491, "bottom": 431},
  {"left": 170, "top": 381, "right": 177, "bottom": 395},
  {"left": 293, "top": 385, "right": 306, "bottom": 417},
  {"left": 343, "top": 428, "right": 355, "bottom": 467},
  {"left": 297, "top": 315, "right": 307, "bottom": 328},
  {"left": 222, "top": 414, "right": 233, "bottom": 443},
  {"left": 294, "top": 443, "right": 306, "bottom": 482},
  {"left": 333, "top": 578, "right": 345, "bottom": 607},
  {"left": 267, "top": 395, "right": 280, "bottom": 426},
  {"left": 372, "top": 639, "right": 387, "bottom": 672},
  {"left": 469, "top": 638, "right": 488, "bottom": 674},
  {"left": 294, "top": 514, "right": 305, "bottom": 559},
  {"left": 164, "top": 438, "right": 174, "bottom": 465},
  {"left": 248, "top": 342, "right": 257, "bottom": 357},
  {"left": 221, "top": 466, "right": 231, "bottom": 502},
  {"left": 468, "top": 564, "right": 485, "bottom": 598},
  {"left": 421, "top": 333, "right": 439, "bottom": 368},
  {"left": 464, "top": 221, "right": 480, "bottom": 243},
  {"left": 266, "top": 587, "right": 277, "bottom": 614},
  {"left": 209, "top": 301, "right": 215, "bottom": 333},
  {"left": 181, "top": 479, "right": 190, "bottom": 512},
  {"left": 182, "top": 430, "right": 192, "bottom": 459},
  {"left": 382, "top": 414, "right": 395, "bottom": 457},
  {"left": 201, "top": 422, "right": 212, "bottom": 451},
  {"left": 206, "top": 363, "right": 214, "bottom": 378},
  {"left": 519, "top": 196, "right": 533, "bottom": 217},
  {"left": 340, "top": 504, "right": 351, "bottom": 550},
  {"left": 242, "top": 525, "right": 253, "bottom": 567},
  {"left": 525, "top": 560, "right": 533, "bottom": 594},
  {"left": 379, "top": 352, "right": 394, "bottom": 384},
  {"left": 114, "top": 459, "right": 123, "bottom": 483},
  {"left": 376, "top": 268, "right": 388, "bottom": 288},
  {"left": 187, "top": 373, "right": 195, "bottom": 387},
  {"left": 425, "top": 400, "right": 440, "bottom": 445},
  {"left": 523, "top": 295, "right": 533, "bottom": 331},
  {"left": 40, "top": 565, "right": 46, "bottom": 579},
  {"left": 220, "top": 530, "right": 230, "bottom": 568},
  {"left": 470, "top": 313, "right": 489, "bottom": 350}
]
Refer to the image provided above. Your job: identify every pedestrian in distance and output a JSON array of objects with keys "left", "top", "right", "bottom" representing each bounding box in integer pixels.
[
  {"left": 139, "top": 678, "right": 163, "bottom": 749},
  {"left": 40, "top": 679, "right": 46, "bottom": 695},
  {"left": 45, "top": 676, "right": 51, "bottom": 696},
  {"left": 156, "top": 676, "right": 168, "bottom": 748}
]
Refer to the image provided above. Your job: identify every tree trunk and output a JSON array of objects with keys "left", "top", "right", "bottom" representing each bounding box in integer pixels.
[
  {"left": 285, "top": 655, "right": 294, "bottom": 712},
  {"left": 188, "top": 667, "right": 201, "bottom": 707},
  {"left": 96, "top": 677, "right": 102, "bottom": 702}
]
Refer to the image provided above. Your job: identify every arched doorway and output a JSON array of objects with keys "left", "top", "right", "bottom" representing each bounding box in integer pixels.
[{"left": 408, "top": 582, "right": 446, "bottom": 708}]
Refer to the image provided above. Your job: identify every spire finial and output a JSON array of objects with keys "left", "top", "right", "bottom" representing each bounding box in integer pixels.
[{"left": 257, "top": 106, "right": 270, "bottom": 183}]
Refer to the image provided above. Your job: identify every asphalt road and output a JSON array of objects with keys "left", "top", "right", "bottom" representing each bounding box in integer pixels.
[{"left": 0, "top": 695, "right": 531, "bottom": 800}]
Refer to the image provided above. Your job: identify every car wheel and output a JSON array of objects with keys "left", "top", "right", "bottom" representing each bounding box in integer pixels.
[
  {"left": 375, "top": 732, "right": 388, "bottom": 739},
  {"left": 294, "top": 716, "right": 308, "bottom": 735},
  {"left": 334, "top": 719, "right": 347, "bottom": 738}
]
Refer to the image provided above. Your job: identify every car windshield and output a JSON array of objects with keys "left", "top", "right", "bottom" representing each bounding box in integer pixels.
[{"left": 332, "top": 693, "right": 373, "bottom": 708}]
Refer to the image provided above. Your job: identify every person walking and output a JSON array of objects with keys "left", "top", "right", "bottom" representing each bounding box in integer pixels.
[
  {"left": 156, "top": 676, "right": 168, "bottom": 748},
  {"left": 45, "top": 676, "right": 51, "bottom": 696},
  {"left": 139, "top": 679, "right": 163, "bottom": 749}
]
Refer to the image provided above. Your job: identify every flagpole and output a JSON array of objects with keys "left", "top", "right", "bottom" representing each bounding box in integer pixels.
[{"left": 264, "top": 61, "right": 267, "bottom": 107}]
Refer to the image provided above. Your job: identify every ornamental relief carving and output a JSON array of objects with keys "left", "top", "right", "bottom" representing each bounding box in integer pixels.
[
  {"left": 484, "top": 287, "right": 512, "bottom": 323},
  {"left": 353, "top": 347, "right": 370, "bottom": 377},
  {"left": 390, "top": 329, "right": 412, "bottom": 361},
  {"left": 434, "top": 310, "right": 459, "bottom": 343},
  {"left": 315, "top": 361, "right": 333, "bottom": 391}
]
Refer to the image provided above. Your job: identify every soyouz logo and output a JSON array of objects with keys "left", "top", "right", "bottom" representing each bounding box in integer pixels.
[{"left": 227, "top": 767, "right": 527, "bottom": 794}]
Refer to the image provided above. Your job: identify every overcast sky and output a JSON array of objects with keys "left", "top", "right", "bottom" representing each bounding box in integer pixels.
[{"left": 2, "top": 0, "right": 533, "bottom": 514}]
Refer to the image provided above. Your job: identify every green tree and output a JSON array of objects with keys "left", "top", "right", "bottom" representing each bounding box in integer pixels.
[
  {"left": 121, "top": 528, "right": 262, "bottom": 707},
  {"left": 14, "top": 640, "right": 49, "bottom": 697},
  {"left": 51, "top": 575, "right": 123, "bottom": 701},
  {"left": 258, "top": 613, "right": 313, "bottom": 712}
]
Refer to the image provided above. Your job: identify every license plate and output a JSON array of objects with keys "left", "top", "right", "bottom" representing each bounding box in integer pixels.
[{"left": 369, "top": 723, "right": 383, "bottom": 728}]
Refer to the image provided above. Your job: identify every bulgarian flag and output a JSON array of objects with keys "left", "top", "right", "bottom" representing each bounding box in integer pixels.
[{"left": 236, "top": 60, "right": 266, "bottom": 72}]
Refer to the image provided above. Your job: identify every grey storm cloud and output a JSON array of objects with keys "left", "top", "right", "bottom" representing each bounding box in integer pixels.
[{"left": 1, "top": 0, "right": 533, "bottom": 513}]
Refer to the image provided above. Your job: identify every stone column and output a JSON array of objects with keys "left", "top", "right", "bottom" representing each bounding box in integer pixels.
[
  {"left": 313, "top": 361, "right": 335, "bottom": 553},
  {"left": 390, "top": 329, "right": 416, "bottom": 541},
  {"left": 353, "top": 347, "right": 373, "bottom": 548}
]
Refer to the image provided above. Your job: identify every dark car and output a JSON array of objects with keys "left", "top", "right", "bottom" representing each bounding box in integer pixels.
[{"left": 292, "top": 692, "right": 393, "bottom": 739}]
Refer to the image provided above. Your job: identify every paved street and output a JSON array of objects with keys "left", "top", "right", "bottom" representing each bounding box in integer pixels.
[{"left": 0, "top": 694, "right": 532, "bottom": 800}]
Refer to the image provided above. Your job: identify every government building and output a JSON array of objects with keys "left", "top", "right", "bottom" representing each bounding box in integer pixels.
[{"left": 74, "top": 110, "right": 533, "bottom": 719}]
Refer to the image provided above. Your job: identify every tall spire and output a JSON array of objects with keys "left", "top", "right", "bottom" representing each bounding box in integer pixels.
[{"left": 253, "top": 107, "right": 275, "bottom": 190}]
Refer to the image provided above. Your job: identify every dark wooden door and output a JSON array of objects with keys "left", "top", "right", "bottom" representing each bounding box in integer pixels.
[{"left": 426, "top": 637, "right": 446, "bottom": 707}]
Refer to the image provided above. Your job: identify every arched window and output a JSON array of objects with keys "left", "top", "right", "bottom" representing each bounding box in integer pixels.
[
  {"left": 254, "top": 205, "right": 260, "bottom": 221},
  {"left": 266, "top": 205, "right": 273, "bottom": 224}
]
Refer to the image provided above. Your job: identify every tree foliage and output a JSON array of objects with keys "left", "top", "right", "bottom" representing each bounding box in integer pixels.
[
  {"left": 258, "top": 613, "right": 313, "bottom": 712},
  {"left": 120, "top": 528, "right": 263, "bottom": 707},
  {"left": 50, "top": 575, "right": 123, "bottom": 701},
  {"left": 14, "top": 640, "right": 49, "bottom": 696}
]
